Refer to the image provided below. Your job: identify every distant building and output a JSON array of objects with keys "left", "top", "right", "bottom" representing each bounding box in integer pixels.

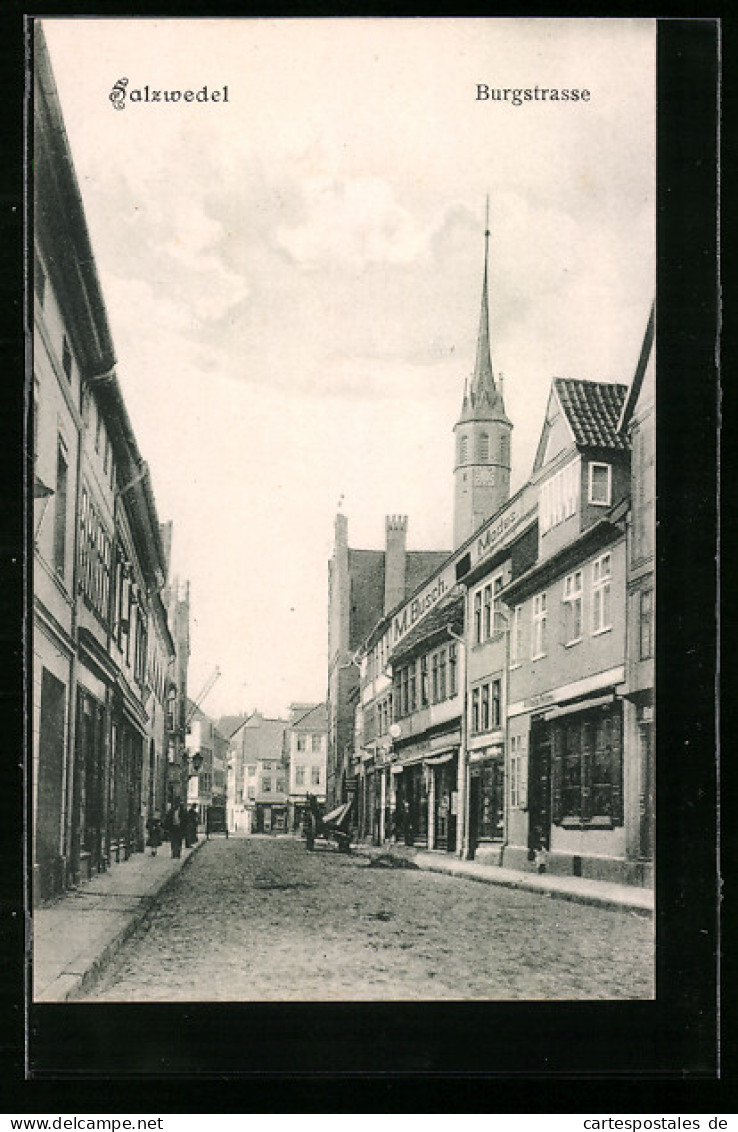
[
  {"left": 284, "top": 703, "right": 328, "bottom": 832},
  {"left": 326, "top": 513, "right": 448, "bottom": 809},
  {"left": 228, "top": 712, "right": 288, "bottom": 833}
]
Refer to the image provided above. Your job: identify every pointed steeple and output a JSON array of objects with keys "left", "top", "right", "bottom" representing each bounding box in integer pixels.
[
  {"left": 458, "top": 200, "right": 509, "bottom": 424},
  {"left": 472, "top": 197, "right": 494, "bottom": 393}
]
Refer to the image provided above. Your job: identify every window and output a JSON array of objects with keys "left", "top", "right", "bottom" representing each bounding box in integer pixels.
[
  {"left": 78, "top": 487, "right": 112, "bottom": 622},
  {"left": 401, "top": 666, "right": 409, "bottom": 716},
  {"left": 588, "top": 462, "right": 612, "bottom": 506},
  {"left": 493, "top": 574, "right": 505, "bottom": 632},
  {"left": 500, "top": 434, "right": 510, "bottom": 465},
  {"left": 34, "top": 252, "right": 46, "bottom": 305},
  {"left": 420, "top": 656, "right": 429, "bottom": 706},
  {"left": 53, "top": 439, "right": 68, "bottom": 577},
  {"left": 474, "top": 591, "right": 482, "bottom": 644},
  {"left": 449, "top": 643, "right": 457, "bottom": 696},
  {"left": 592, "top": 554, "right": 612, "bottom": 634},
  {"left": 639, "top": 588, "right": 654, "bottom": 660},
  {"left": 532, "top": 592, "right": 547, "bottom": 658},
  {"left": 478, "top": 432, "right": 489, "bottom": 461},
  {"left": 311, "top": 766, "right": 321, "bottom": 786},
  {"left": 297, "top": 734, "right": 306, "bottom": 751},
  {"left": 276, "top": 778, "right": 286, "bottom": 793},
  {"left": 510, "top": 605, "right": 523, "bottom": 664},
  {"left": 311, "top": 734, "right": 321, "bottom": 752},
  {"left": 438, "top": 648, "right": 447, "bottom": 701},
  {"left": 553, "top": 708, "right": 623, "bottom": 825},
  {"left": 471, "top": 687, "right": 480, "bottom": 733},
  {"left": 247, "top": 765, "right": 256, "bottom": 778},
  {"left": 509, "top": 735, "right": 528, "bottom": 808},
  {"left": 248, "top": 786, "right": 256, "bottom": 800},
  {"left": 459, "top": 435, "right": 468, "bottom": 463},
  {"left": 563, "top": 570, "right": 583, "bottom": 645},
  {"left": 296, "top": 766, "right": 305, "bottom": 786},
  {"left": 491, "top": 679, "right": 501, "bottom": 728},
  {"left": 409, "top": 661, "right": 417, "bottom": 713},
  {"left": 483, "top": 585, "right": 492, "bottom": 639},
  {"left": 431, "top": 653, "right": 439, "bottom": 703},
  {"left": 472, "top": 680, "right": 501, "bottom": 734},
  {"left": 62, "top": 336, "right": 72, "bottom": 382},
  {"left": 262, "top": 776, "right": 272, "bottom": 792},
  {"left": 539, "top": 459, "right": 579, "bottom": 534},
  {"left": 480, "top": 683, "right": 489, "bottom": 731}
]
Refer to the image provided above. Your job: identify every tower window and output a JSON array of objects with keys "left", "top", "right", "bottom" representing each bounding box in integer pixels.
[
  {"left": 459, "top": 435, "right": 468, "bottom": 463},
  {"left": 478, "top": 432, "right": 489, "bottom": 461},
  {"left": 500, "top": 434, "right": 509, "bottom": 464}
]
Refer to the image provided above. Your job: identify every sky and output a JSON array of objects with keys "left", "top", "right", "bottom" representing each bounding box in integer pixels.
[{"left": 41, "top": 17, "right": 655, "bottom": 720}]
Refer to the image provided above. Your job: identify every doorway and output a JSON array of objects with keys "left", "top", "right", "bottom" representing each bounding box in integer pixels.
[
  {"left": 527, "top": 720, "right": 552, "bottom": 854},
  {"left": 36, "top": 669, "right": 66, "bottom": 900}
]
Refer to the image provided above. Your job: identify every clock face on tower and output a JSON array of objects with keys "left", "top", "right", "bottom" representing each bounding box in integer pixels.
[{"left": 473, "top": 467, "right": 496, "bottom": 487}]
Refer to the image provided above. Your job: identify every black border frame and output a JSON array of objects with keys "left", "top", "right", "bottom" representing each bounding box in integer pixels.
[{"left": 3, "top": 6, "right": 724, "bottom": 1109}]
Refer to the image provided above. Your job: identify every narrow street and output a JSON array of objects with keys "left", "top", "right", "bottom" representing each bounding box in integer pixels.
[{"left": 82, "top": 837, "right": 653, "bottom": 1001}]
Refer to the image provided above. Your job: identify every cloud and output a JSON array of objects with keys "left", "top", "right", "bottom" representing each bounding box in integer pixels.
[{"left": 275, "top": 176, "right": 437, "bottom": 270}]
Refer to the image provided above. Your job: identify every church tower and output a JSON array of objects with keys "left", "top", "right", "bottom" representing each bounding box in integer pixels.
[{"left": 453, "top": 208, "right": 513, "bottom": 548}]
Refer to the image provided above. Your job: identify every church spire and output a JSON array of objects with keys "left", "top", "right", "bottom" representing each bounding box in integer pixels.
[
  {"left": 459, "top": 199, "right": 507, "bottom": 423},
  {"left": 472, "top": 196, "right": 494, "bottom": 392}
]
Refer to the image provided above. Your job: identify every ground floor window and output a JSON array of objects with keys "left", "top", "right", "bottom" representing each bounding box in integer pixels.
[{"left": 552, "top": 703, "right": 623, "bottom": 826}]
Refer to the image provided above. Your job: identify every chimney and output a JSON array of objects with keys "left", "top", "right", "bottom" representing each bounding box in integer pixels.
[{"left": 384, "top": 515, "right": 408, "bottom": 614}]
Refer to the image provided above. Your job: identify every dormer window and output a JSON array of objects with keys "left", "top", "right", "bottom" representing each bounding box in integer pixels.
[
  {"left": 539, "top": 459, "right": 579, "bottom": 534},
  {"left": 589, "top": 462, "right": 612, "bottom": 506}
]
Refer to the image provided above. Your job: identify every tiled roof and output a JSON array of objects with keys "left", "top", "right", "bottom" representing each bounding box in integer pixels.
[
  {"left": 554, "top": 379, "right": 629, "bottom": 451},
  {"left": 289, "top": 702, "right": 328, "bottom": 730}
]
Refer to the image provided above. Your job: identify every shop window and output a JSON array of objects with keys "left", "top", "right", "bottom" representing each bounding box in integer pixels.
[
  {"left": 592, "top": 553, "right": 612, "bottom": 634},
  {"left": 552, "top": 708, "right": 623, "bottom": 825},
  {"left": 639, "top": 587, "right": 654, "bottom": 659},
  {"left": 532, "top": 592, "right": 547, "bottom": 658},
  {"left": 588, "top": 462, "right": 612, "bottom": 506},
  {"left": 563, "top": 570, "right": 583, "bottom": 644},
  {"left": 509, "top": 735, "right": 528, "bottom": 808}
]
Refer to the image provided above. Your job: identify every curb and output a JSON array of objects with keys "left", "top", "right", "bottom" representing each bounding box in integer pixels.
[
  {"left": 61, "top": 840, "right": 205, "bottom": 1002},
  {"left": 352, "top": 844, "right": 653, "bottom": 917}
]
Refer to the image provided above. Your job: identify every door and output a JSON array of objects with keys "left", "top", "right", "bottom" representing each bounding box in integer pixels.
[
  {"left": 36, "top": 669, "right": 66, "bottom": 900},
  {"left": 639, "top": 720, "right": 654, "bottom": 859},
  {"left": 527, "top": 720, "right": 552, "bottom": 853}
]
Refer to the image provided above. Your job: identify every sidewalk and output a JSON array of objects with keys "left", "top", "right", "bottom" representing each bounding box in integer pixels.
[
  {"left": 31, "top": 840, "right": 204, "bottom": 1002},
  {"left": 353, "top": 843, "right": 654, "bottom": 916}
]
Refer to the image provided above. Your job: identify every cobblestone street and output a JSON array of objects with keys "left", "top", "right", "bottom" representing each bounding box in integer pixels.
[{"left": 83, "top": 836, "right": 653, "bottom": 1001}]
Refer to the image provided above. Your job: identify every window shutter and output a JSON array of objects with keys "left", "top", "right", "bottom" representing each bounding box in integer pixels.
[
  {"left": 611, "top": 708, "right": 624, "bottom": 825},
  {"left": 551, "top": 725, "right": 563, "bottom": 824},
  {"left": 582, "top": 721, "right": 593, "bottom": 822}
]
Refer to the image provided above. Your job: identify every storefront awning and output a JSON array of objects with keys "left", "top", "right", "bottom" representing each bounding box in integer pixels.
[
  {"left": 543, "top": 693, "right": 615, "bottom": 721},
  {"left": 424, "top": 751, "right": 455, "bottom": 766}
]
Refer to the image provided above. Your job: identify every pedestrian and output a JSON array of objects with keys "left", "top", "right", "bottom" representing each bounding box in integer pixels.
[
  {"left": 146, "top": 811, "right": 163, "bottom": 857},
  {"left": 185, "top": 804, "right": 199, "bottom": 848},
  {"left": 164, "top": 798, "right": 184, "bottom": 859}
]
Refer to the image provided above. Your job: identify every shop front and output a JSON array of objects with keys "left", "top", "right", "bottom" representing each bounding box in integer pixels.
[
  {"left": 427, "top": 752, "right": 458, "bottom": 853},
  {"left": 527, "top": 694, "right": 628, "bottom": 881},
  {"left": 468, "top": 746, "right": 505, "bottom": 862},
  {"left": 392, "top": 761, "right": 429, "bottom": 847}
]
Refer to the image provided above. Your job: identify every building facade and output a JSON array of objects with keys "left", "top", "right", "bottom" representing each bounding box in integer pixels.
[
  {"left": 342, "top": 216, "right": 654, "bottom": 888},
  {"left": 32, "top": 26, "right": 181, "bottom": 902},
  {"left": 285, "top": 703, "right": 328, "bottom": 832}
]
